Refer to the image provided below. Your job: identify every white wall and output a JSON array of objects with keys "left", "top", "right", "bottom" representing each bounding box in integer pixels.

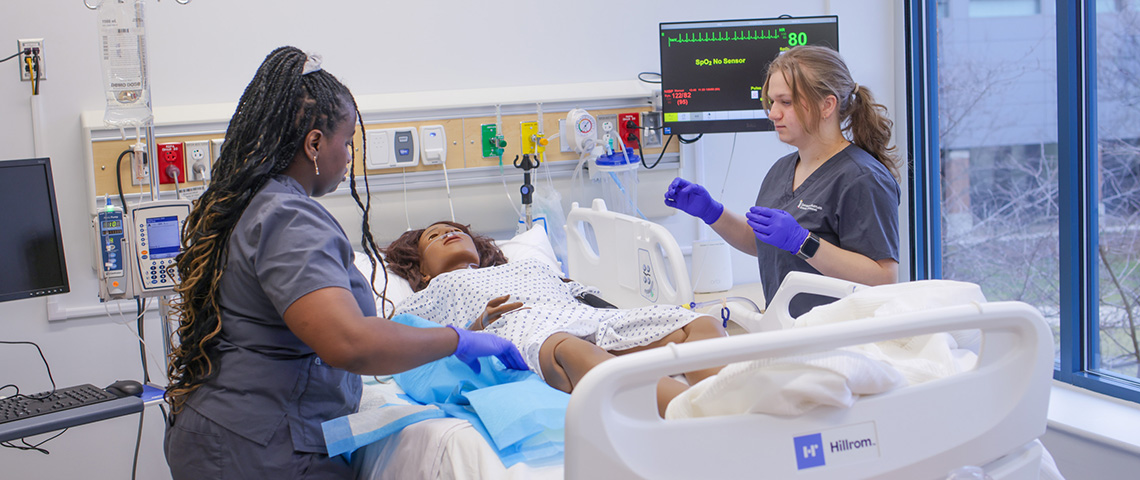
[{"left": 0, "top": 1, "right": 907, "bottom": 478}]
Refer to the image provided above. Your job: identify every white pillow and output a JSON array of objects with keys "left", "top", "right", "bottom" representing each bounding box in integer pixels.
[
  {"left": 497, "top": 225, "right": 562, "bottom": 275},
  {"left": 353, "top": 226, "right": 561, "bottom": 309}
]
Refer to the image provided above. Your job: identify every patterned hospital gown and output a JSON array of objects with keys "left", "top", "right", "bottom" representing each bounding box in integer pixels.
[{"left": 394, "top": 258, "right": 704, "bottom": 379}]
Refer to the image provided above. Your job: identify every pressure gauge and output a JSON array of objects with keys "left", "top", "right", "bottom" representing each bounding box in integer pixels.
[{"left": 576, "top": 116, "right": 595, "bottom": 136}]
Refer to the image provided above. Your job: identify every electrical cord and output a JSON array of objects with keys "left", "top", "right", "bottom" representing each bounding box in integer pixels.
[
  {"left": 0, "top": 340, "right": 65, "bottom": 454},
  {"left": 677, "top": 133, "right": 703, "bottom": 144},
  {"left": 637, "top": 72, "right": 661, "bottom": 84},
  {"left": 0, "top": 50, "right": 22, "bottom": 63},
  {"left": 115, "top": 149, "right": 132, "bottom": 209},
  {"left": 642, "top": 134, "right": 673, "bottom": 169},
  {"left": 0, "top": 341, "right": 58, "bottom": 400}
]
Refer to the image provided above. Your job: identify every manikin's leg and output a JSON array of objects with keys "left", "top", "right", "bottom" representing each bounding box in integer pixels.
[
  {"left": 611, "top": 315, "right": 727, "bottom": 386},
  {"left": 538, "top": 332, "right": 686, "bottom": 418}
]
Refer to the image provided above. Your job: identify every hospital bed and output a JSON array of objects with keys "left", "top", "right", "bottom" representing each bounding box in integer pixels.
[{"left": 346, "top": 201, "right": 1059, "bottom": 479}]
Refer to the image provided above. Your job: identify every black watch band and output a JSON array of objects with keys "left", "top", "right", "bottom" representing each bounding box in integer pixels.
[{"left": 796, "top": 233, "right": 820, "bottom": 260}]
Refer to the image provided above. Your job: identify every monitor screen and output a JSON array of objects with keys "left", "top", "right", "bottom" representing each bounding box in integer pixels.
[
  {"left": 659, "top": 16, "right": 839, "bottom": 135},
  {"left": 145, "top": 215, "right": 181, "bottom": 260},
  {"left": 0, "top": 158, "right": 70, "bottom": 303}
]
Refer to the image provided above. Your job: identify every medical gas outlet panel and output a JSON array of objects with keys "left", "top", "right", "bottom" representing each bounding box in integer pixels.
[
  {"left": 365, "top": 127, "right": 420, "bottom": 170},
  {"left": 129, "top": 200, "right": 191, "bottom": 297}
]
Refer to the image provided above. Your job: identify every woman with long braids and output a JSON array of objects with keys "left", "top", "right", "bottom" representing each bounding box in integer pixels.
[
  {"left": 163, "top": 46, "right": 524, "bottom": 479},
  {"left": 665, "top": 45, "right": 901, "bottom": 317}
]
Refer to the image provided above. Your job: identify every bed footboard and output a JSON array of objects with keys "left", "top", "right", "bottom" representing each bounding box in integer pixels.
[{"left": 565, "top": 301, "right": 1053, "bottom": 479}]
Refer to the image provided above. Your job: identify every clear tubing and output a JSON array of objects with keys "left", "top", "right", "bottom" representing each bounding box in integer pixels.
[{"left": 688, "top": 296, "right": 761, "bottom": 314}]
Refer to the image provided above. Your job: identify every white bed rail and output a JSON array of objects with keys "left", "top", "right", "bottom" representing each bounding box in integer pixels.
[
  {"left": 565, "top": 301, "right": 1053, "bottom": 479},
  {"left": 564, "top": 199, "right": 692, "bottom": 309},
  {"left": 740, "top": 271, "right": 868, "bottom": 332}
]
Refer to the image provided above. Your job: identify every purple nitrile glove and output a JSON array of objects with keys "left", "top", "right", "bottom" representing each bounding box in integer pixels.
[
  {"left": 663, "top": 177, "right": 724, "bottom": 225},
  {"left": 447, "top": 325, "right": 528, "bottom": 374},
  {"left": 746, "top": 206, "right": 810, "bottom": 255}
]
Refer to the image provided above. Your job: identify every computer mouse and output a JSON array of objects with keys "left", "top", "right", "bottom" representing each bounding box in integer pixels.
[{"left": 105, "top": 379, "right": 144, "bottom": 397}]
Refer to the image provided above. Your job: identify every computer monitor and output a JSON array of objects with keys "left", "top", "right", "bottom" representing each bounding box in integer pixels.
[
  {"left": 0, "top": 158, "right": 70, "bottom": 303},
  {"left": 659, "top": 16, "right": 839, "bottom": 135}
]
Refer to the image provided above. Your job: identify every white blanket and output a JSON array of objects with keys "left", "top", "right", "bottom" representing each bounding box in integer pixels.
[{"left": 666, "top": 280, "right": 985, "bottom": 419}]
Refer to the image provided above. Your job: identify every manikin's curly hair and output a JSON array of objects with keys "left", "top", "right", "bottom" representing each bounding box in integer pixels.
[
  {"left": 382, "top": 221, "right": 508, "bottom": 292},
  {"left": 165, "top": 46, "right": 383, "bottom": 415}
]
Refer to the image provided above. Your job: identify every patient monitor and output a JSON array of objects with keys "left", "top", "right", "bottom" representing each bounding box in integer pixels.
[{"left": 95, "top": 199, "right": 191, "bottom": 300}]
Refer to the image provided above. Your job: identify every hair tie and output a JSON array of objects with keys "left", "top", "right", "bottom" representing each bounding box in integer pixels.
[
  {"left": 302, "top": 52, "right": 323, "bottom": 75},
  {"left": 851, "top": 83, "right": 859, "bottom": 100}
]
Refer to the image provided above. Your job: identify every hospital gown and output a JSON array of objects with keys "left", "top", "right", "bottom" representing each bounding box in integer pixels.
[{"left": 394, "top": 257, "right": 704, "bottom": 379}]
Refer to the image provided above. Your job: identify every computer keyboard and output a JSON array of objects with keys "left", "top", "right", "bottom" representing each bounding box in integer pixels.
[{"left": 0, "top": 384, "right": 117, "bottom": 425}]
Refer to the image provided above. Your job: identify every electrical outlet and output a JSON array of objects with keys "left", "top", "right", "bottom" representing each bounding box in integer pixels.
[
  {"left": 130, "top": 146, "right": 149, "bottom": 186},
  {"left": 641, "top": 111, "right": 664, "bottom": 148},
  {"left": 210, "top": 138, "right": 224, "bottom": 164},
  {"left": 17, "top": 38, "right": 45, "bottom": 81},
  {"left": 184, "top": 140, "right": 212, "bottom": 182},
  {"left": 618, "top": 113, "right": 641, "bottom": 149},
  {"left": 156, "top": 143, "right": 186, "bottom": 184},
  {"left": 596, "top": 114, "right": 618, "bottom": 150}
]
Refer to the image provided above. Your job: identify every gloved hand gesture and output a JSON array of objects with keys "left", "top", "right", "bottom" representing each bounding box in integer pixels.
[
  {"left": 746, "top": 206, "right": 810, "bottom": 255},
  {"left": 447, "top": 325, "right": 528, "bottom": 373},
  {"left": 471, "top": 295, "right": 526, "bottom": 331},
  {"left": 664, "top": 177, "right": 724, "bottom": 225}
]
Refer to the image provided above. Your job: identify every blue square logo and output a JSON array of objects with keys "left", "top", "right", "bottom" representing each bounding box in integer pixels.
[{"left": 794, "top": 433, "right": 826, "bottom": 470}]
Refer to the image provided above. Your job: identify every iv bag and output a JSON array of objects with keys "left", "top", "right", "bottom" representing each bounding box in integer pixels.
[{"left": 98, "top": 0, "right": 153, "bottom": 128}]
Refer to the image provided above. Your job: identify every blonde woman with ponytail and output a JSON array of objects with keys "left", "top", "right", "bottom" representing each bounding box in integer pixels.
[{"left": 665, "top": 45, "right": 900, "bottom": 317}]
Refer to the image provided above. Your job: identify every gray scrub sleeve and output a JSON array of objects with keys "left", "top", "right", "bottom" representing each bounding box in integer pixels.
[{"left": 184, "top": 176, "right": 367, "bottom": 455}]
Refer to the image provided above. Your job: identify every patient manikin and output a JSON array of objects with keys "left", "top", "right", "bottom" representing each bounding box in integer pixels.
[{"left": 383, "top": 221, "right": 728, "bottom": 417}]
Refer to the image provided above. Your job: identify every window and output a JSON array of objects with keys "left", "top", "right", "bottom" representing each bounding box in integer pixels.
[
  {"left": 969, "top": 0, "right": 1042, "bottom": 17},
  {"left": 936, "top": 1, "right": 1062, "bottom": 357},
  {"left": 910, "top": 0, "right": 1140, "bottom": 401},
  {"left": 1095, "top": 4, "right": 1140, "bottom": 380}
]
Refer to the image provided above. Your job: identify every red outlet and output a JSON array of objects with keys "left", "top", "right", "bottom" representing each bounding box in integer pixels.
[
  {"left": 618, "top": 113, "right": 640, "bottom": 149},
  {"left": 157, "top": 143, "right": 186, "bottom": 184}
]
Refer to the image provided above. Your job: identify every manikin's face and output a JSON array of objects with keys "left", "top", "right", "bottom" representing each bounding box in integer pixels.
[
  {"left": 765, "top": 71, "right": 807, "bottom": 148},
  {"left": 312, "top": 101, "right": 357, "bottom": 197},
  {"left": 417, "top": 223, "right": 480, "bottom": 279}
]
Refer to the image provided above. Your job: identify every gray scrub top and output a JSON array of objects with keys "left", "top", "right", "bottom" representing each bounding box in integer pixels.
[
  {"left": 754, "top": 144, "right": 900, "bottom": 317},
  {"left": 185, "top": 175, "right": 375, "bottom": 453}
]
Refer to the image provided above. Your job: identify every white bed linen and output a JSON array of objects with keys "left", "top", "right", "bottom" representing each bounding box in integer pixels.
[{"left": 351, "top": 381, "right": 562, "bottom": 480}]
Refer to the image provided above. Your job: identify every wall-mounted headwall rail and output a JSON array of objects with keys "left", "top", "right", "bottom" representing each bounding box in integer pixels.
[{"left": 81, "top": 80, "right": 675, "bottom": 216}]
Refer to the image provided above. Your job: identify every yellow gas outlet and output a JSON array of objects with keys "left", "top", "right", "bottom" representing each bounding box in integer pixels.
[{"left": 520, "top": 121, "right": 540, "bottom": 155}]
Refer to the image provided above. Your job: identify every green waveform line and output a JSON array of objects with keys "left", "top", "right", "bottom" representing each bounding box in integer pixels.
[{"left": 666, "top": 28, "right": 786, "bottom": 46}]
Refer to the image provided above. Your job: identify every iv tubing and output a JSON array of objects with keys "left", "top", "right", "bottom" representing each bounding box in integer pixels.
[{"left": 688, "top": 296, "right": 762, "bottom": 314}]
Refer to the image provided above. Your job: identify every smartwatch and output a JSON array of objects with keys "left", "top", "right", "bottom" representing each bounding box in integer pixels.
[{"left": 796, "top": 232, "right": 821, "bottom": 260}]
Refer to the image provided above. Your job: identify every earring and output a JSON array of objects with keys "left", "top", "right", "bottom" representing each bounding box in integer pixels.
[{"left": 313, "top": 154, "right": 320, "bottom": 176}]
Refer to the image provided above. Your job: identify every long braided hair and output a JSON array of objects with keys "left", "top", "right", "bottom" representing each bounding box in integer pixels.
[
  {"left": 762, "top": 45, "right": 900, "bottom": 182},
  {"left": 165, "top": 46, "right": 383, "bottom": 414}
]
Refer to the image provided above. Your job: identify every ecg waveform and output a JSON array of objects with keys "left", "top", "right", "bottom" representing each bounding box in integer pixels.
[{"left": 666, "top": 28, "right": 788, "bottom": 47}]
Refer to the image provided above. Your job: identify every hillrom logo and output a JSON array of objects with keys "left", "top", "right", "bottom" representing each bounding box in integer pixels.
[{"left": 793, "top": 422, "right": 880, "bottom": 471}]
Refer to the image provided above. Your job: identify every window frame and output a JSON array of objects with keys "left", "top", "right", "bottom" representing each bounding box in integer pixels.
[{"left": 907, "top": 0, "right": 1140, "bottom": 403}]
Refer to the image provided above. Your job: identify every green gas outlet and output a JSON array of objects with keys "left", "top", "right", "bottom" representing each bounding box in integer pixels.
[{"left": 481, "top": 124, "right": 506, "bottom": 158}]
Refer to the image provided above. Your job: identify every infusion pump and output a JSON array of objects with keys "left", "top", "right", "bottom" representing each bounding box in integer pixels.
[{"left": 95, "top": 199, "right": 191, "bottom": 301}]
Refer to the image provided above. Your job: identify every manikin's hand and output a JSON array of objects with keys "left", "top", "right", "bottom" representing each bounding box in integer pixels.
[
  {"left": 664, "top": 177, "right": 724, "bottom": 225},
  {"left": 746, "top": 206, "right": 810, "bottom": 255},
  {"left": 470, "top": 295, "right": 526, "bottom": 331},
  {"left": 447, "top": 325, "right": 528, "bottom": 373}
]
